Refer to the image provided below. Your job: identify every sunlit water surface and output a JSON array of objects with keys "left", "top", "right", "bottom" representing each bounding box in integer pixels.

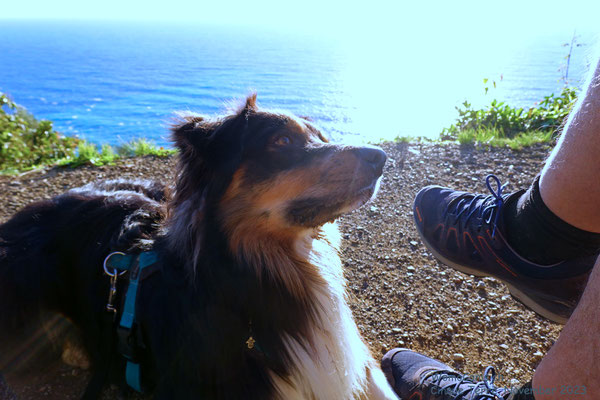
[{"left": 0, "top": 21, "right": 595, "bottom": 146}]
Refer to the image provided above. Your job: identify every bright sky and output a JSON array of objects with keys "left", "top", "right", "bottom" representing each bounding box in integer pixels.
[
  {"left": 3, "top": 0, "right": 598, "bottom": 70},
  {"left": 2, "top": 0, "right": 598, "bottom": 39}
]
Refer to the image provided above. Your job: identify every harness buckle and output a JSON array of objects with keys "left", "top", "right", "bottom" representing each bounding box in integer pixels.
[{"left": 117, "top": 324, "right": 139, "bottom": 362}]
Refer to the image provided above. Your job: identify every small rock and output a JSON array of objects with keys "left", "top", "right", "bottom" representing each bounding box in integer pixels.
[
  {"left": 532, "top": 351, "right": 544, "bottom": 362},
  {"left": 452, "top": 353, "right": 465, "bottom": 362}
]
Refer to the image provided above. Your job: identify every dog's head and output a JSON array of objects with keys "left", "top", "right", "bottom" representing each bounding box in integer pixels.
[
  {"left": 169, "top": 93, "right": 386, "bottom": 298},
  {"left": 171, "top": 94, "right": 385, "bottom": 241}
]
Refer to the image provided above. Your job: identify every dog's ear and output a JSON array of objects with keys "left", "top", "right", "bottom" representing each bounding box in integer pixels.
[
  {"left": 171, "top": 114, "right": 220, "bottom": 155},
  {"left": 239, "top": 93, "right": 258, "bottom": 118},
  {"left": 171, "top": 94, "right": 258, "bottom": 155}
]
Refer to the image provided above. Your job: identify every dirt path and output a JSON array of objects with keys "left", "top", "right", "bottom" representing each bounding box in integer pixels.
[{"left": 0, "top": 142, "right": 560, "bottom": 398}]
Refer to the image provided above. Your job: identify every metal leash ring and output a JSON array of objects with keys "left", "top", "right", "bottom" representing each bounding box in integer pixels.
[{"left": 103, "top": 251, "right": 128, "bottom": 277}]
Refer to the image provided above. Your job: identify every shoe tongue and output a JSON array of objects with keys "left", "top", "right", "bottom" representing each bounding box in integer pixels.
[{"left": 495, "top": 189, "right": 525, "bottom": 232}]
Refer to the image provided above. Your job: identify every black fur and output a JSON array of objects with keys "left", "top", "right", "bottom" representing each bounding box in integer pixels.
[{"left": 0, "top": 97, "right": 386, "bottom": 399}]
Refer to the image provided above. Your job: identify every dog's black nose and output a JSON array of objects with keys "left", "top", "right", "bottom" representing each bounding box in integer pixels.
[{"left": 355, "top": 146, "right": 387, "bottom": 174}]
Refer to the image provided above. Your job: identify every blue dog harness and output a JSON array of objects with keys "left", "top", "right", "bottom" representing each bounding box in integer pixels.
[
  {"left": 102, "top": 250, "right": 266, "bottom": 393},
  {"left": 104, "top": 251, "right": 159, "bottom": 392}
]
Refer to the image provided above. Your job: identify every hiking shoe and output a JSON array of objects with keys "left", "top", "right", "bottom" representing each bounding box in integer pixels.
[
  {"left": 381, "top": 348, "right": 509, "bottom": 400},
  {"left": 413, "top": 174, "right": 595, "bottom": 324}
]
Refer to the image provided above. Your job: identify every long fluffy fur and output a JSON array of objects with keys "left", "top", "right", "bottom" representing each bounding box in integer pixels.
[{"left": 0, "top": 95, "right": 397, "bottom": 399}]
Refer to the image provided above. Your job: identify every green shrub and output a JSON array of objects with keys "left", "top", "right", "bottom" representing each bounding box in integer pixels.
[
  {"left": 457, "top": 130, "right": 476, "bottom": 145},
  {"left": 99, "top": 143, "right": 118, "bottom": 164},
  {"left": 455, "top": 128, "right": 553, "bottom": 150},
  {"left": 394, "top": 135, "right": 413, "bottom": 143},
  {"left": 441, "top": 86, "right": 578, "bottom": 141},
  {"left": 0, "top": 93, "right": 79, "bottom": 171},
  {"left": 0, "top": 93, "right": 178, "bottom": 173},
  {"left": 116, "top": 138, "right": 175, "bottom": 157},
  {"left": 62, "top": 139, "right": 175, "bottom": 168},
  {"left": 62, "top": 141, "right": 120, "bottom": 167}
]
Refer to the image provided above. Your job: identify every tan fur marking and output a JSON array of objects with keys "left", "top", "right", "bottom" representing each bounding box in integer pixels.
[{"left": 220, "top": 168, "right": 326, "bottom": 299}]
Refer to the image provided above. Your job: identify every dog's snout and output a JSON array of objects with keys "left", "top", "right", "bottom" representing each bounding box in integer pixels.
[{"left": 355, "top": 146, "right": 387, "bottom": 174}]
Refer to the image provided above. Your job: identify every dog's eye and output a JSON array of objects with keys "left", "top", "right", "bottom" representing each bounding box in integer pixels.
[{"left": 272, "top": 135, "right": 291, "bottom": 146}]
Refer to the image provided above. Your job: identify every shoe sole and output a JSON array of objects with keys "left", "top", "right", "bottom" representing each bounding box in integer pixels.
[{"left": 413, "top": 214, "right": 568, "bottom": 324}]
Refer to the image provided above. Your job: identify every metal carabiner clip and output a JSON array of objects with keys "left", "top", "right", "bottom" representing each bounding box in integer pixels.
[
  {"left": 103, "top": 251, "right": 128, "bottom": 278},
  {"left": 103, "top": 252, "right": 128, "bottom": 315}
]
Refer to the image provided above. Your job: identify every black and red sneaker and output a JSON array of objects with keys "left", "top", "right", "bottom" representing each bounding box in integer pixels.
[
  {"left": 381, "top": 348, "right": 511, "bottom": 400},
  {"left": 413, "top": 174, "right": 595, "bottom": 324}
]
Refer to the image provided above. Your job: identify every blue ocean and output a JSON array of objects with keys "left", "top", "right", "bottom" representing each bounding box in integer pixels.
[{"left": 0, "top": 20, "right": 596, "bottom": 146}]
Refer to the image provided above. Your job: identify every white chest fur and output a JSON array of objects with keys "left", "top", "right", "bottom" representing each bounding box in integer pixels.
[{"left": 269, "top": 224, "right": 397, "bottom": 400}]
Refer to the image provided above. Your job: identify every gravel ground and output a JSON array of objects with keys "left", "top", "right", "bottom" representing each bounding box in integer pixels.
[{"left": 0, "top": 142, "right": 561, "bottom": 399}]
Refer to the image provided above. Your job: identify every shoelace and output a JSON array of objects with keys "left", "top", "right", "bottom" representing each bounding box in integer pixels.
[
  {"left": 444, "top": 174, "right": 508, "bottom": 238},
  {"left": 419, "top": 366, "right": 506, "bottom": 400}
]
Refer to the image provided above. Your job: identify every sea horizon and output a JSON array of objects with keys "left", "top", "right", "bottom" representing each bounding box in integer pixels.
[{"left": 0, "top": 20, "right": 596, "bottom": 146}]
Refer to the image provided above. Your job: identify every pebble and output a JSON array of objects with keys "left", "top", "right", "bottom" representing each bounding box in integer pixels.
[{"left": 532, "top": 351, "right": 544, "bottom": 362}]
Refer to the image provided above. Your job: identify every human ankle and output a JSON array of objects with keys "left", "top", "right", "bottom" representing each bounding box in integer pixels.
[{"left": 503, "top": 177, "right": 600, "bottom": 265}]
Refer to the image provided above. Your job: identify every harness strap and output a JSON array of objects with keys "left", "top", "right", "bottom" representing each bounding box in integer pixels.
[
  {"left": 119, "top": 252, "right": 158, "bottom": 329},
  {"left": 105, "top": 250, "right": 159, "bottom": 393}
]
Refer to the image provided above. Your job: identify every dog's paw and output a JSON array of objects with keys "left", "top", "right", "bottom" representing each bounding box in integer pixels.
[{"left": 61, "top": 337, "right": 90, "bottom": 370}]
